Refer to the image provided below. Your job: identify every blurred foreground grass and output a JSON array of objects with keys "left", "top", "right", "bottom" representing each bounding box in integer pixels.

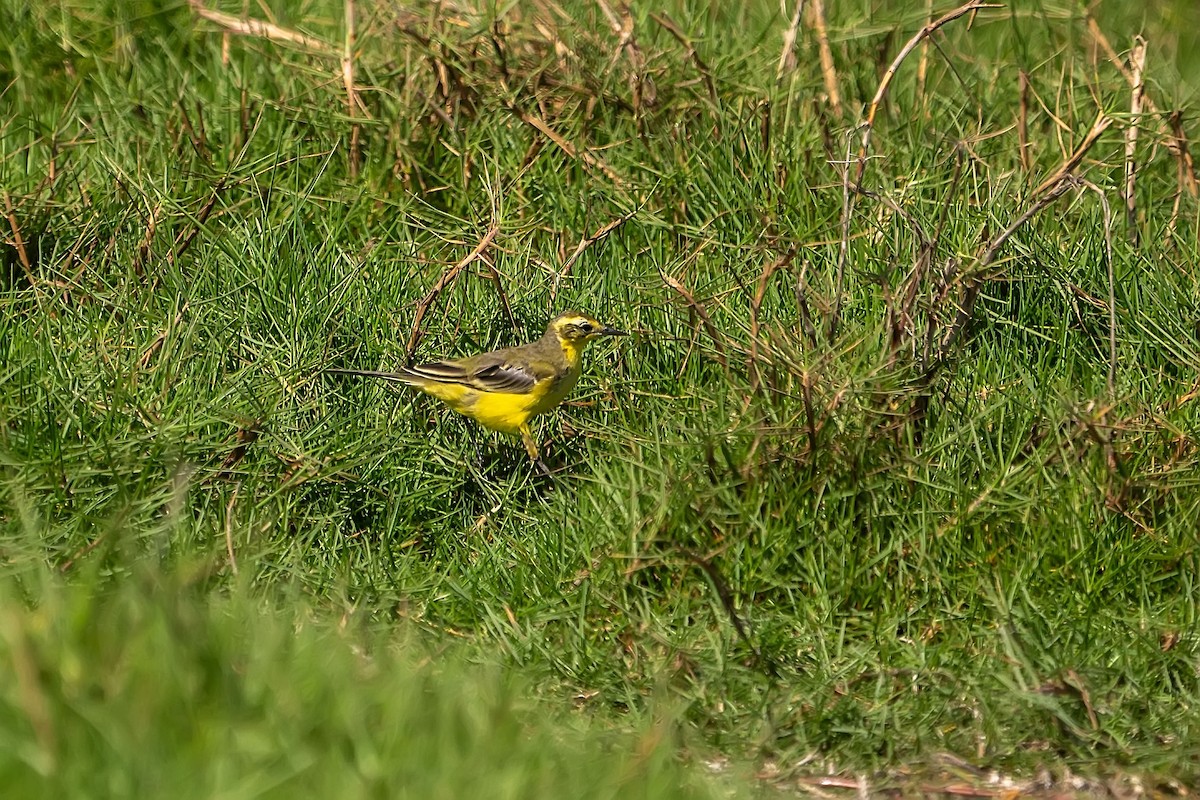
[{"left": 0, "top": 549, "right": 723, "bottom": 798}]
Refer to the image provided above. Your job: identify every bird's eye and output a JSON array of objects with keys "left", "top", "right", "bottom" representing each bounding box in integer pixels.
[{"left": 579, "top": 322, "right": 594, "bottom": 333}]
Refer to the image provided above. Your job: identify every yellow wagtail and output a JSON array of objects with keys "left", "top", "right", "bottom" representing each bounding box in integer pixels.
[{"left": 327, "top": 311, "right": 627, "bottom": 469}]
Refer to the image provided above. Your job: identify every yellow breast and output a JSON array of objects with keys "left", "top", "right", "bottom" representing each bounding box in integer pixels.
[
  {"left": 465, "top": 388, "right": 551, "bottom": 434},
  {"left": 411, "top": 363, "right": 581, "bottom": 436}
]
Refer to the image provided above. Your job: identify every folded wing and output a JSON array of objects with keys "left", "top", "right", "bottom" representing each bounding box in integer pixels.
[{"left": 409, "top": 355, "right": 541, "bottom": 394}]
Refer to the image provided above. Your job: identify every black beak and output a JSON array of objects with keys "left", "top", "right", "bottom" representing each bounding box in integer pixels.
[{"left": 601, "top": 325, "right": 629, "bottom": 336}]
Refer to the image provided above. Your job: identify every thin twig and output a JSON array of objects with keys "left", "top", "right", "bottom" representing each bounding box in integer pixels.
[
  {"left": 177, "top": 100, "right": 209, "bottom": 161},
  {"left": 776, "top": 0, "right": 805, "bottom": 79},
  {"left": 915, "top": 110, "right": 1111, "bottom": 401},
  {"left": 224, "top": 484, "right": 240, "bottom": 576},
  {"left": 3, "top": 190, "right": 33, "bottom": 283},
  {"left": 929, "top": 177, "right": 1078, "bottom": 371},
  {"left": 907, "top": 148, "right": 964, "bottom": 356},
  {"left": 831, "top": 131, "right": 855, "bottom": 339},
  {"left": 1167, "top": 111, "right": 1199, "bottom": 196},
  {"left": 976, "top": 181, "right": 1079, "bottom": 278},
  {"left": 510, "top": 106, "right": 623, "bottom": 185},
  {"left": 1124, "top": 36, "right": 1146, "bottom": 246},
  {"left": 800, "top": 370, "right": 818, "bottom": 454},
  {"left": 59, "top": 535, "right": 106, "bottom": 573},
  {"left": 793, "top": 259, "right": 819, "bottom": 348},
  {"left": 169, "top": 178, "right": 227, "bottom": 265},
  {"left": 553, "top": 208, "right": 638, "bottom": 299},
  {"left": 343, "top": 0, "right": 362, "bottom": 178},
  {"left": 833, "top": 0, "right": 997, "bottom": 339},
  {"left": 1032, "top": 112, "right": 1112, "bottom": 197},
  {"left": 1077, "top": 180, "right": 1118, "bottom": 394},
  {"left": 649, "top": 13, "right": 718, "bottom": 108},
  {"left": 916, "top": 0, "right": 933, "bottom": 105},
  {"left": 595, "top": 0, "right": 651, "bottom": 117},
  {"left": 682, "top": 547, "right": 774, "bottom": 676},
  {"left": 189, "top": 1, "right": 335, "bottom": 53},
  {"left": 137, "top": 301, "right": 190, "bottom": 369},
  {"left": 133, "top": 202, "right": 162, "bottom": 277},
  {"left": 857, "top": 0, "right": 999, "bottom": 185},
  {"left": 1017, "top": 70, "right": 1032, "bottom": 171},
  {"left": 854, "top": 184, "right": 935, "bottom": 355},
  {"left": 662, "top": 271, "right": 730, "bottom": 369},
  {"left": 595, "top": 0, "right": 643, "bottom": 75},
  {"left": 856, "top": 185, "right": 932, "bottom": 249},
  {"left": 1083, "top": 9, "right": 1194, "bottom": 181},
  {"left": 748, "top": 249, "right": 796, "bottom": 391},
  {"left": 478, "top": 254, "right": 518, "bottom": 331},
  {"left": 809, "top": 0, "right": 841, "bottom": 115},
  {"left": 1083, "top": 12, "right": 1161, "bottom": 117},
  {"left": 1166, "top": 110, "right": 1199, "bottom": 239},
  {"left": 407, "top": 225, "right": 501, "bottom": 356},
  {"left": 1102, "top": 194, "right": 1119, "bottom": 395}
]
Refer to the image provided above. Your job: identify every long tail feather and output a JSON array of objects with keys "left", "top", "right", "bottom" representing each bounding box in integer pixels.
[{"left": 324, "top": 367, "right": 420, "bottom": 384}]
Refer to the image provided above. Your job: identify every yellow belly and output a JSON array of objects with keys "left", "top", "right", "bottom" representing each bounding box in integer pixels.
[{"left": 412, "top": 369, "right": 580, "bottom": 435}]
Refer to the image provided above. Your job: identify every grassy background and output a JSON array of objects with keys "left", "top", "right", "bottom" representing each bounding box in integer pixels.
[{"left": 3, "top": 0, "right": 1200, "bottom": 794}]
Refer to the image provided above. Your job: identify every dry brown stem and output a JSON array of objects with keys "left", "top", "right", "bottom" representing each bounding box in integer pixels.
[
  {"left": 776, "top": 0, "right": 805, "bottom": 79},
  {"left": 406, "top": 225, "right": 501, "bottom": 356},
  {"left": 1084, "top": 12, "right": 1158, "bottom": 115},
  {"left": 831, "top": 0, "right": 997, "bottom": 340},
  {"left": 478, "top": 254, "right": 517, "bottom": 332},
  {"left": 553, "top": 209, "right": 638, "bottom": 299},
  {"left": 923, "top": 112, "right": 1114, "bottom": 385},
  {"left": 662, "top": 272, "right": 730, "bottom": 369},
  {"left": 808, "top": 0, "right": 841, "bottom": 115},
  {"left": 511, "top": 107, "right": 623, "bottom": 185},
  {"left": 1123, "top": 36, "right": 1146, "bottom": 246},
  {"left": 649, "top": 12, "right": 718, "bottom": 107},
  {"left": 189, "top": 1, "right": 335, "bottom": 53},
  {"left": 1076, "top": 180, "right": 1119, "bottom": 393},
  {"left": 831, "top": 131, "right": 854, "bottom": 339},
  {"left": 224, "top": 485, "right": 240, "bottom": 576},
  {"left": 1166, "top": 111, "right": 1199, "bottom": 239},
  {"left": 1167, "top": 112, "right": 1199, "bottom": 196},
  {"left": 748, "top": 249, "right": 796, "bottom": 391},
  {"left": 1032, "top": 112, "right": 1111, "bottom": 197},
  {"left": 594, "top": 0, "right": 652, "bottom": 114},
  {"left": 3, "top": 190, "right": 33, "bottom": 283},
  {"left": 1017, "top": 70, "right": 1032, "bottom": 171},
  {"left": 794, "top": 259, "right": 819, "bottom": 349},
  {"left": 134, "top": 202, "right": 162, "bottom": 277},
  {"left": 137, "top": 301, "right": 190, "bottom": 370},
  {"left": 857, "top": 0, "right": 998, "bottom": 184},
  {"left": 343, "top": 0, "right": 362, "bottom": 177},
  {"left": 169, "top": 178, "right": 227, "bottom": 265},
  {"left": 930, "top": 178, "right": 1077, "bottom": 371},
  {"left": 916, "top": 0, "right": 933, "bottom": 104}
]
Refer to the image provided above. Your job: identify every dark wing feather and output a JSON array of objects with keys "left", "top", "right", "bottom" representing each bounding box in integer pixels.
[
  {"left": 407, "top": 361, "right": 472, "bottom": 382},
  {"left": 410, "top": 351, "right": 542, "bottom": 394},
  {"left": 469, "top": 362, "right": 539, "bottom": 393}
]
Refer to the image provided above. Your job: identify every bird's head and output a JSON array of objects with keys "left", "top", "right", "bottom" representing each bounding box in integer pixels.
[{"left": 546, "top": 311, "right": 629, "bottom": 345}]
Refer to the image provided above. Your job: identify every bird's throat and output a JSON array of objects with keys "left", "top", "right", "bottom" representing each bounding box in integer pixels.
[{"left": 557, "top": 337, "right": 584, "bottom": 369}]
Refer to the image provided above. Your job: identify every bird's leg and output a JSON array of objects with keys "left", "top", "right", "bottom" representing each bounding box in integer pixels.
[
  {"left": 519, "top": 424, "right": 540, "bottom": 460},
  {"left": 467, "top": 425, "right": 488, "bottom": 473},
  {"left": 520, "top": 424, "right": 553, "bottom": 476}
]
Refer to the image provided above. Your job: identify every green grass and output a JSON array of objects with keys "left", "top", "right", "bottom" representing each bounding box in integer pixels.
[
  {"left": 0, "top": 554, "right": 723, "bottom": 799},
  {"left": 3, "top": 0, "right": 1200, "bottom": 794}
]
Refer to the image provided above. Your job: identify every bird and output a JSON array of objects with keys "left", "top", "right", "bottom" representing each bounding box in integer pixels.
[{"left": 326, "top": 311, "right": 628, "bottom": 472}]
